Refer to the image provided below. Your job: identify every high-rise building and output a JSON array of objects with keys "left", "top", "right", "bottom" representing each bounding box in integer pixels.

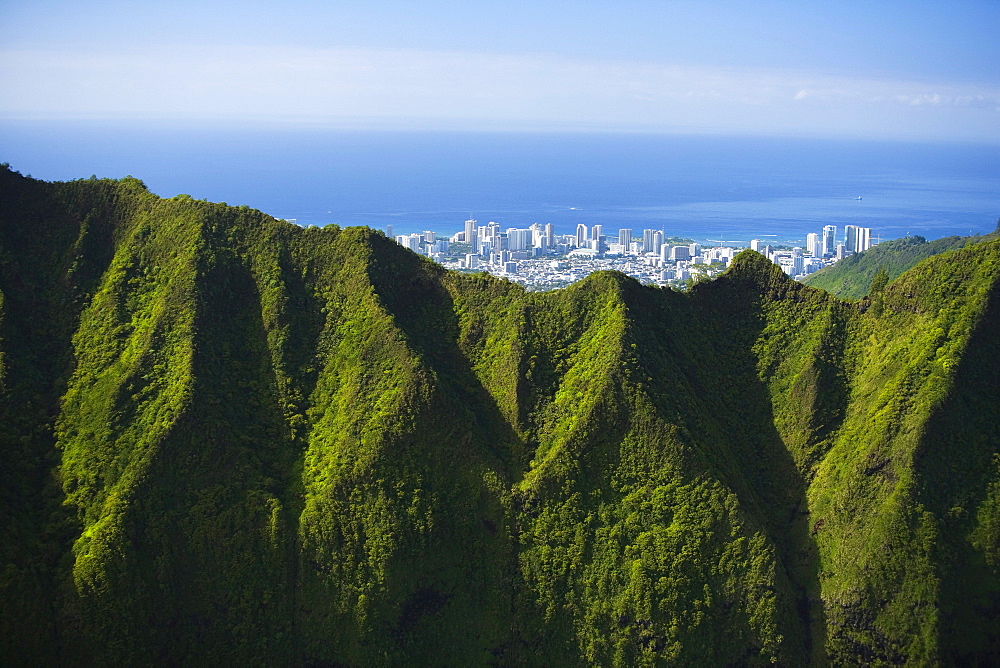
[
  {"left": 750, "top": 239, "right": 762, "bottom": 252},
  {"left": 545, "top": 223, "right": 555, "bottom": 248},
  {"left": 822, "top": 225, "right": 836, "bottom": 256},
  {"left": 806, "top": 232, "right": 820, "bottom": 257},
  {"left": 464, "top": 219, "right": 477, "bottom": 246},
  {"left": 529, "top": 223, "right": 543, "bottom": 249},
  {"left": 643, "top": 229, "right": 657, "bottom": 253},
  {"left": 576, "top": 223, "right": 588, "bottom": 248},
  {"left": 400, "top": 234, "right": 422, "bottom": 252},
  {"left": 844, "top": 225, "right": 859, "bottom": 252},
  {"left": 857, "top": 227, "right": 872, "bottom": 252},
  {"left": 591, "top": 224, "right": 603, "bottom": 242},
  {"left": 506, "top": 228, "right": 533, "bottom": 251},
  {"left": 619, "top": 228, "right": 633, "bottom": 247}
]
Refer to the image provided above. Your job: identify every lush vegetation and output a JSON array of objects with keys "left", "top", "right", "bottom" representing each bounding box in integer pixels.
[
  {"left": 803, "top": 225, "right": 1000, "bottom": 299},
  {"left": 2, "top": 165, "right": 998, "bottom": 664}
]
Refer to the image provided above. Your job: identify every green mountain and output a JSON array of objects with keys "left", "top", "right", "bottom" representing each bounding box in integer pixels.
[
  {"left": 803, "top": 227, "right": 1000, "bottom": 299},
  {"left": 2, "top": 165, "right": 998, "bottom": 665}
]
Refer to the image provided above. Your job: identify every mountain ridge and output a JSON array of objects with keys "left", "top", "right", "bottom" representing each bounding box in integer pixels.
[{"left": 1, "top": 166, "right": 997, "bottom": 664}]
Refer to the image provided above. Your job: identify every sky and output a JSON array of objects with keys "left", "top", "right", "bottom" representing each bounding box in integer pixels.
[{"left": 1, "top": 0, "right": 998, "bottom": 142}]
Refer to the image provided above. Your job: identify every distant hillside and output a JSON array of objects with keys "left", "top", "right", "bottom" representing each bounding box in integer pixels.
[
  {"left": 2, "top": 165, "right": 998, "bottom": 665},
  {"left": 802, "top": 225, "right": 1000, "bottom": 299}
]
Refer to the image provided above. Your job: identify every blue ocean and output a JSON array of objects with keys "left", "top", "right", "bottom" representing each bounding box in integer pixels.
[{"left": 2, "top": 121, "right": 997, "bottom": 246}]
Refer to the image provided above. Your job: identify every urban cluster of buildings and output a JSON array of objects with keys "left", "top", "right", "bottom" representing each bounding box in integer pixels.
[
  {"left": 390, "top": 220, "right": 874, "bottom": 291},
  {"left": 750, "top": 223, "right": 874, "bottom": 280}
]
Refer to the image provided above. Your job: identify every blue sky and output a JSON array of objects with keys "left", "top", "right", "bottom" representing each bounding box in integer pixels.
[{"left": 1, "top": 0, "right": 998, "bottom": 141}]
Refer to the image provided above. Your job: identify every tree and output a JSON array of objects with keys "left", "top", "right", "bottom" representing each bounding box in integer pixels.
[{"left": 868, "top": 266, "right": 889, "bottom": 296}]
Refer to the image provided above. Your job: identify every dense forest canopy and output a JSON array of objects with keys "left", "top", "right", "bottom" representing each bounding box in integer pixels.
[{"left": 1, "top": 165, "right": 998, "bottom": 664}]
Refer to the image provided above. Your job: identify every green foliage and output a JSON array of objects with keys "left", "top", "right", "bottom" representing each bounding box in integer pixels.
[
  {"left": 1, "top": 169, "right": 998, "bottom": 664},
  {"left": 803, "top": 231, "right": 999, "bottom": 299},
  {"left": 868, "top": 265, "right": 889, "bottom": 295}
]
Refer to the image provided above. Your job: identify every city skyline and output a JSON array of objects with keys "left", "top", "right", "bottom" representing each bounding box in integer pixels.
[{"left": 392, "top": 219, "right": 873, "bottom": 290}]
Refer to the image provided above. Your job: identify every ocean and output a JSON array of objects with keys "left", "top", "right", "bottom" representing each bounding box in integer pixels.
[{"left": 2, "top": 120, "right": 997, "bottom": 246}]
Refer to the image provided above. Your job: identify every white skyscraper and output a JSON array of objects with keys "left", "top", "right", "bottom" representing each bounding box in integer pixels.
[
  {"left": 576, "top": 223, "right": 588, "bottom": 248},
  {"left": 545, "top": 223, "right": 555, "bottom": 247},
  {"left": 806, "top": 232, "right": 820, "bottom": 257},
  {"left": 750, "top": 239, "right": 762, "bottom": 252},
  {"left": 528, "top": 222, "right": 541, "bottom": 248},
  {"left": 643, "top": 229, "right": 657, "bottom": 253},
  {"left": 506, "top": 228, "right": 533, "bottom": 251},
  {"left": 464, "top": 219, "right": 478, "bottom": 249},
  {"left": 402, "top": 234, "right": 422, "bottom": 252},
  {"left": 619, "top": 228, "right": 633, "bottom": 247},
  {"left": 822, "top": 225, "right": 837, "bottom": 256},
  {"left": 487, "top": 221, "right": 501, "bottom": 242},
  {"left": 857, "top": 227, "right": 872, "bottom": 252}
]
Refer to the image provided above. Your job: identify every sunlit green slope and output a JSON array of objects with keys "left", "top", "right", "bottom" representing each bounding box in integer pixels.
[
  {"left": 1, "top": 166, "right": 997, "bottom": 664},
  {"left": 802, "top": 227, "right": 1000, "bottom": 299}
]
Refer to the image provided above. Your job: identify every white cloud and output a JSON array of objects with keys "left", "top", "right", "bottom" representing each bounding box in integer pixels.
[{"left": 0, "top": 45, "right": 997, "bottom": 140}]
